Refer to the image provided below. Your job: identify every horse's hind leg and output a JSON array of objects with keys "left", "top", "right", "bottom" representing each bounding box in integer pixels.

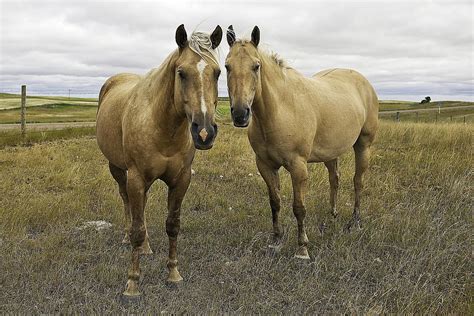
[
  {"left": 109, "top": 163, "right": 131, "bottom": 243},
  {"left": 256, "top": 157, "right": 282, "bottom": 247},
  {"left": 324, "top": 158, "right": 339, "bottom": 218},
  {"left": 348, "top": 134, "right": 373, "bottom": 230},
  {"left": 109, "top": 162, "right": 152, "bottom": 254}
]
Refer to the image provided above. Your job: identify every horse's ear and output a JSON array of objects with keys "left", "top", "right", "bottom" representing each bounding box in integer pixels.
[
  {"left": 251, "top": 25, "right": 260, "bottom": 47},
  {"left": 227, "top": 25, "right": 235, "bottom": 47},
  {"left": 210, "top": 25, "right": 222, "bottom": 49},
  {"left": 175, "top": 24, "right": 188, "bottom": 48}
]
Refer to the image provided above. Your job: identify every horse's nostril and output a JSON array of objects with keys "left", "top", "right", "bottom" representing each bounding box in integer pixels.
[
  {"left": 230, "top": 107, "right": 234, "bottom": 114},
  {"left": 245, "top": 108, "right": 250, "bottom": 116}
]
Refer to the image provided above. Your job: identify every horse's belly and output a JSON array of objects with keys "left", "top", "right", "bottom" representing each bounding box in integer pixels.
[{"left": 309, "top": 123, "right": 362, "bottom": 162}]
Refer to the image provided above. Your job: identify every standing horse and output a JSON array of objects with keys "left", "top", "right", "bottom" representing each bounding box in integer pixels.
[
  {"left": 225, "top": 26, "right": 378, "bottom": 259},
  {"left": 96, "top": 24, "right": 223, "bottom": 296}
]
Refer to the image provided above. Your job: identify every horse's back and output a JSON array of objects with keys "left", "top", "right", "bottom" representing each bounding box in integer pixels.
[
  {"left": 312, "top": 68, "right": 378, "bottom": 129},
  {"left": 306, "top": 68, "right": 378, "bottom": 162},
  {"left": 96, "top": 73, "right": 141, "bottom": 169},
  {"left": 314, "top": 68, "right": 376, "bottom": 99}
]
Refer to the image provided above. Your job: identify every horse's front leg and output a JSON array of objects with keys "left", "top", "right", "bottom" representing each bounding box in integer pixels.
[
  {"left": 165, "top": 167, "right": 191, "bottom": 283},
  {"left": 287, "top": 158, "right": 310, "bottom": 260},
  {"left": 256, "top": 157, "right": 282, "bottom": 246},
  {"left": 123, "top": 168, "right": 149, "bottom": 297}
]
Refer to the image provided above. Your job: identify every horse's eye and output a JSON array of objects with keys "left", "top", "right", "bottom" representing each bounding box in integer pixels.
[
  {"left": 215, "top": 69, "right": 221, "bottom": 79},
  {"left": 253, "top": 63, "right": 260, "bottom": 72},
  {"left": 225, "top": 64, "right": 231, "bottom": 72}
]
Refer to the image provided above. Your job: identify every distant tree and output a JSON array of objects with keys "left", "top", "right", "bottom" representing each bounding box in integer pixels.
[{"left": 420, "top": 96, "right": 431, "bottom": 104}]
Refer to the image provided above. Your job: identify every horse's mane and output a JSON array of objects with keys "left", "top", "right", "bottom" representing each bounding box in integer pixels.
[
  {"left": 236, "top": 39, "right": 291, "bottom": 70},
  {"left": 268, "top": 52, "right": 290, "bottom": 69},
  {"left": 189, "top": 32, "right": 219, "bottom": 66}
]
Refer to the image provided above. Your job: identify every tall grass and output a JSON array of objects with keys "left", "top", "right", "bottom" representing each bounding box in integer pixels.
[
  {"left": 0, "top": 127, "right": 96, "bottom": 149},
  {"left": 0, "top": 121, "right": 472, "bottom": 313}
]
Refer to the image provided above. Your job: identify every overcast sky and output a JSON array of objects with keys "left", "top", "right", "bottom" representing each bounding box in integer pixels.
[{"left": 0, "top": 0, "right": 472, "bottom": 101}]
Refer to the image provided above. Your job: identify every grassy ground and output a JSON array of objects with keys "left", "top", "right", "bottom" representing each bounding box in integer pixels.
[
  {"left": 1, "top": 93, "right": 473, "bottom": 124},
  {"left": 0, "top": 103, "right": 98, "bottom": 124},
  {"left": 0, "top": 127, "right": 96, "bottom": 149},
  {"left": 0, "top": 93, "right": 97, "bottom": 124},
  {"left": 0, "top": 121, "right": 472, "bottom": 313},
  {"left": 0, "top": 93, "right": 97, "bottom": 108}
]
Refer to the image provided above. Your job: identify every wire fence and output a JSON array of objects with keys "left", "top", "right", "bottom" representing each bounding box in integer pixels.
[{"left": 379, "top": 111, "right": 473, "bottom": 124}]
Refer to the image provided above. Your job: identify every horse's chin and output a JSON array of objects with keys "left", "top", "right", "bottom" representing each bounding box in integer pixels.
[
  {"left": 233, "top": 122, "right": 249, "bottom": 128},
  {"left": 194, "top": 143, "right": 214, "bottom": 150},
  {"left": 232, "top": 119, "right": 250, "bottom": 128}
]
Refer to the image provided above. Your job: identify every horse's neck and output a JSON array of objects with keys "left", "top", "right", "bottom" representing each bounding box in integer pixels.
[
  {"left": 252, "top": 57, "right": 290, "bottom": 127},
  {"left": 145, "top": 52, "right": 187, "bottom": 133}
]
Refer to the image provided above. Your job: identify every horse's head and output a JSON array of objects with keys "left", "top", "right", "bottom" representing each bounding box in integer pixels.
[
  {"left": 174, "top": 24, "right": 222, "bottom": 150},
  {"left": 225, "top": 25, "right": 261, "bottom": 128}
]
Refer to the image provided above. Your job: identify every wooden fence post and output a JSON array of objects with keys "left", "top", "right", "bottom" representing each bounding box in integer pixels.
[
  {"left": 396, "top": 111, "right": 400, "bottom": 122},
  {"left": 21, "top": 85, "right": 26, "bottom": 138}
]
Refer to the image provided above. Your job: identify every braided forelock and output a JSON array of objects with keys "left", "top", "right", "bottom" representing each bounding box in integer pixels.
[{"left": 188, "top": 32, "right": 220, "bottom": 66}]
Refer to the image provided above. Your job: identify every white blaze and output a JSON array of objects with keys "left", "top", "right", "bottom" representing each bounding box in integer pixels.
[{"left": 196, "top": 59, "right": 208, "bottom": 115}]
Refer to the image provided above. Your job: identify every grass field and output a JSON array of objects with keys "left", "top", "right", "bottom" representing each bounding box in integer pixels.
[
  {"left": 1, "top": 93, "right": 473, "bottom": 124},
  {"left": 0, "top": 120, "right": 472, "bottom": 313},
  {"left": 378, "top": 100, "right": 472, "bottom": 111},
  {"left": 0, "top": 93, "right": 98, "bottom": 124},
  {"left": 379, "top": 107, "right": 474, "bottom": 123},
  {"left": 0, "top": 127, "right": 96, "bottom": 149}
]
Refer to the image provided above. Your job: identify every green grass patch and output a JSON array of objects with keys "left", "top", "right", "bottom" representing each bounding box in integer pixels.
[{"left": 0, "top": 103, "right": 97, "bottom": 124}]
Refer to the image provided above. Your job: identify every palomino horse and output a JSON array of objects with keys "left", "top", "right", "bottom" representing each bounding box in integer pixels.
[
  {"left": 225, "top": 26, "right": 378, "bottom": 259},
  {"left": 96, "top": 24, "right": 223, "bottom": 296}
]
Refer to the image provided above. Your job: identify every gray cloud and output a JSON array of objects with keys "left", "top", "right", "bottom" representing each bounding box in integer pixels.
[{"left": 0, "top": 0, "right": 472, "bottom": 101}]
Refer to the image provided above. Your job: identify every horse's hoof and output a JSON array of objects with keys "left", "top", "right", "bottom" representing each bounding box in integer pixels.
[
  {"left": 122, "top": 234, "right": 130, "bottom": 244},
  {"left": 122, "top": 279, "right": 141, "bottom": 298},
  {"left": 344, "top": 218, "right": 362, "bottom": 233},
  {"left": 294, "top": 247, "right": 310, "bottom": 260},
  {"left": 139, "top": 243, "right": 153, "bottom": 255},
  {"left": 121, "top": 291, "right": 141, "bottom": 298},
  {"left": 166, "top": 268, "right": 183, "bottom": 283}
]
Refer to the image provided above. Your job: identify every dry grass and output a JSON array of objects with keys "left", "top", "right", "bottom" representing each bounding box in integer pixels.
[
  {"left": 0, "top": 127, "right": 95, "bottom": 149},
  {"left": 0, "top": 121, "right": 472, "bottom": 313}
]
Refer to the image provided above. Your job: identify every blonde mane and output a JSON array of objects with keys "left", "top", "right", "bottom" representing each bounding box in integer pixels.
[
  {"left": 268, "top": 52, "right": 289, "bottom": 69},
  {"left": 235, "top": 39, "right": 290, "bottom": 69},
  {"left": 189, "top": 32, "right": 219, "bottom": 66}
]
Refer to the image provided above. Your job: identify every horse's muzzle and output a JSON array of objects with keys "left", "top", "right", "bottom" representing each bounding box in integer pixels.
[
  {"left": 191, "top": 122, "right": 217, "bottom": 150},
  {"left": 231, "top": 107, "right": 250, "bottom": 128}
]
